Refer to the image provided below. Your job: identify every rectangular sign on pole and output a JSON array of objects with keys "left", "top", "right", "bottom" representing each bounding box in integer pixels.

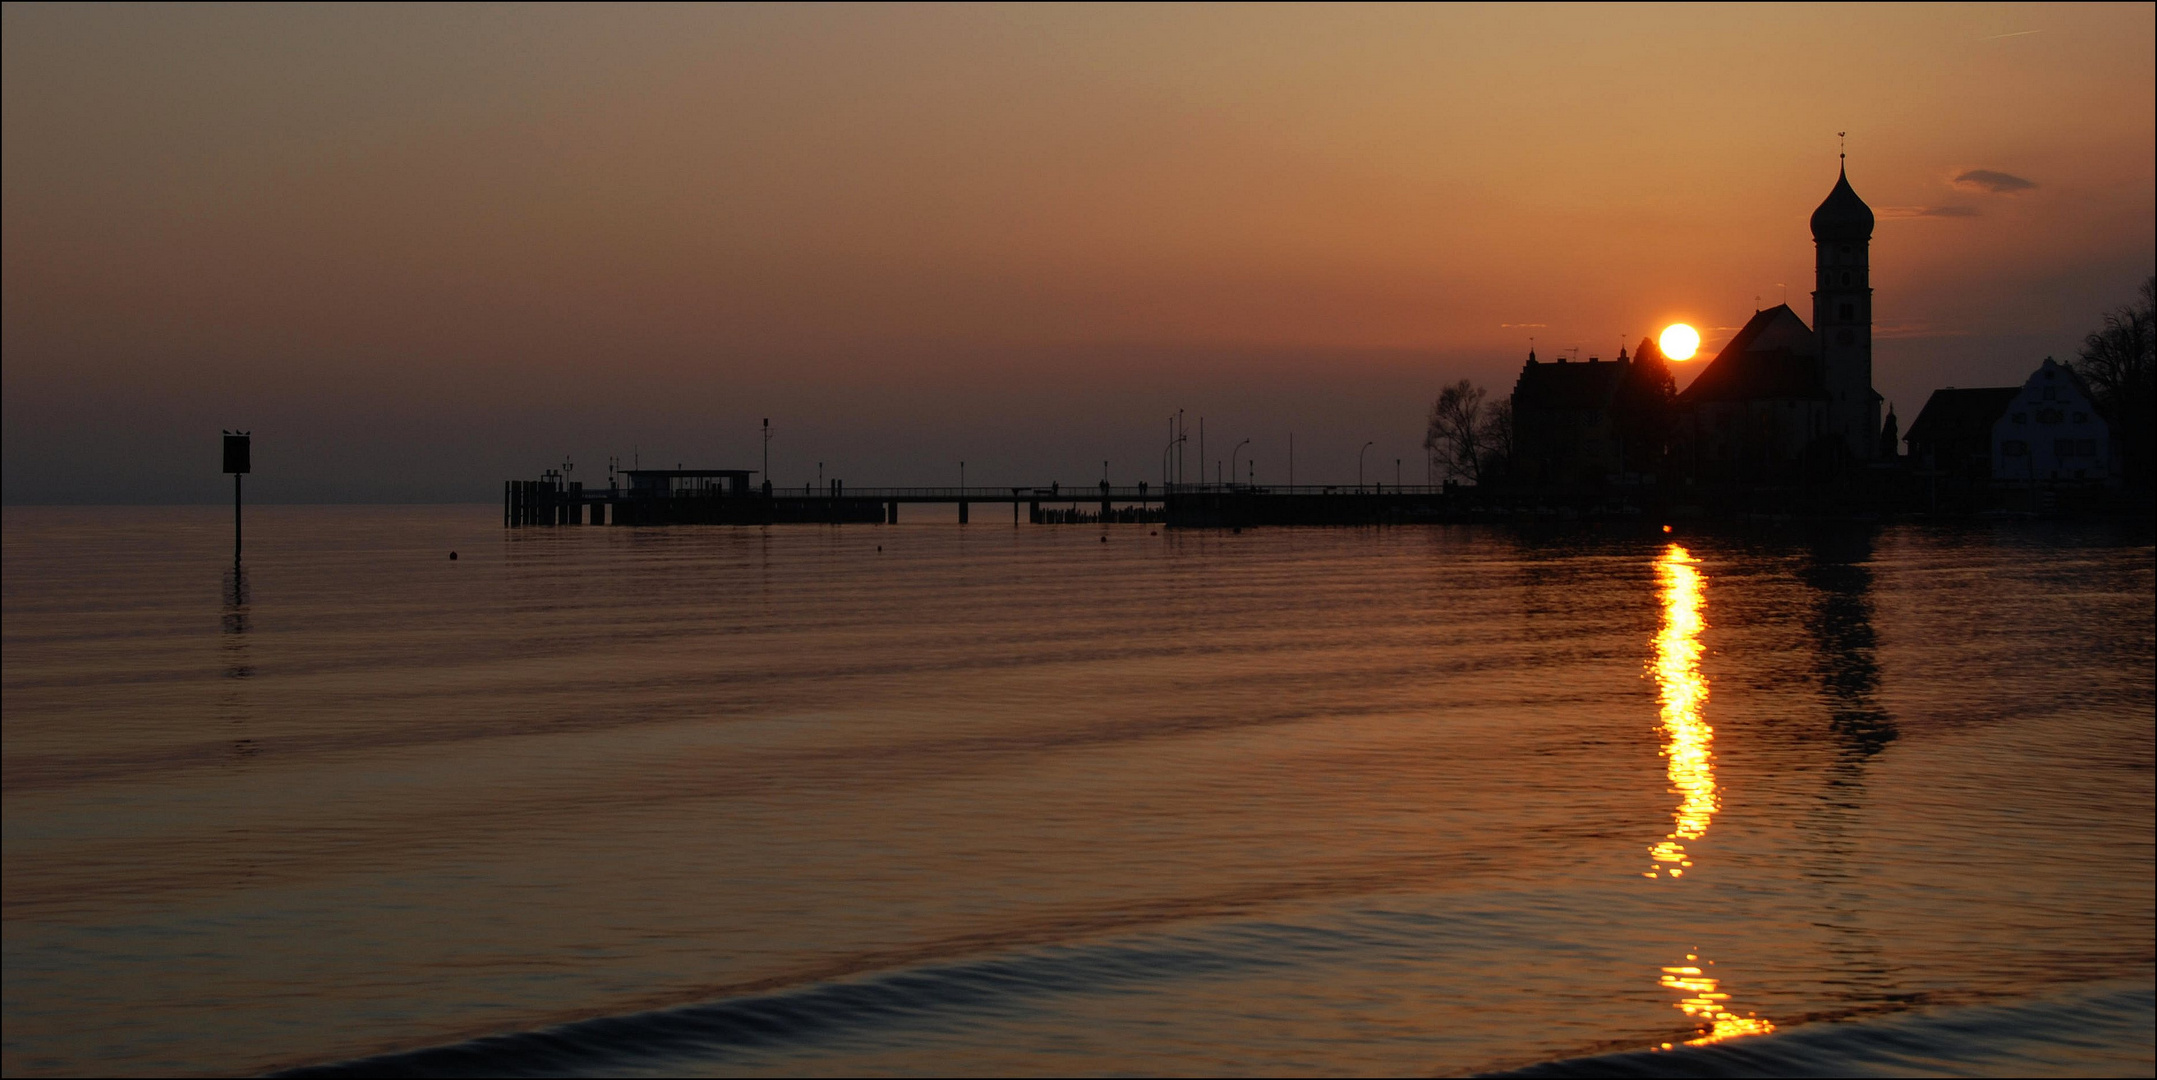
[{"left": 223, "top": 433, "right": 251, "bottom": 474}]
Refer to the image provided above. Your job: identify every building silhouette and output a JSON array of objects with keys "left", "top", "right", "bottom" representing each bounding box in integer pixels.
[
  {"left": 1509, "top": 338, "right": 1674, "bottom": 486},
  {"left": 1903, "top": 358, "right": 2119, "bottom": 491},
  {"left": 1990, "top": 358, "right": 2116, "bottom": 484},
  {"left": 1670, "top": 166, "right": 1883, "bottom": 480},
  {"left": 1509, "top": 349, "right": 1626, "bottom": 484},
  {"left": 1675, "top": 304, "right": 1843, "bottom": 480},
  {"left": 1508, "top": 165, "right": 1884, "bottom": 489},
  {"left": 1903, "top": 387, "right": 2020, "bottom": 482}
]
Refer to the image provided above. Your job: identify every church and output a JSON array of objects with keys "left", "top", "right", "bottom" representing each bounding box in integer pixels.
[
  {"left": 1673, "top": 165, "right": 1885, "bottom": 479},
  {"left": 1507, "top": 165, "right": 1885, "bottom": 487}
]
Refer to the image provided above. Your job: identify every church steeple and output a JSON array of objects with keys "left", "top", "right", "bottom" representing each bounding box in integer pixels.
[
  {"left": 1811, "top": 155, "right": 1879, "bottom": 459},
  {"left": 1810, "top": 164, "right": 1875, "bottom": 242}
]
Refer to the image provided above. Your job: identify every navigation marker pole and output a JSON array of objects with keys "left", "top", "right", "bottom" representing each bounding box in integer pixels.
[{"left": 223, "top": 431, "right": 251, "bottom": 563}]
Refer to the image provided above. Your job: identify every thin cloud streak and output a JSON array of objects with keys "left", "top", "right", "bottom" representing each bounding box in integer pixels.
[{"left": 1881, "top": 205, "right": 1980, "bottom": 219}]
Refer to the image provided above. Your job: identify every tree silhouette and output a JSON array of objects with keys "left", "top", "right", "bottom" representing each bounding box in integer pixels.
[
  {"left": 2071, "top": 275, "right": 2155, "bottom": 489},
  {"left": 1427, "top": 380, "right": 1507, "bottom": 485}
]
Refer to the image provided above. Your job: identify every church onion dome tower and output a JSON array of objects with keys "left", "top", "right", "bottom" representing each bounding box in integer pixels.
[
  {"left": 1810, "top": 160, "right": 1880, "bottom": 460},
  {"left": 1810, "top": 165, "right": 1875, "bottom": 241}
]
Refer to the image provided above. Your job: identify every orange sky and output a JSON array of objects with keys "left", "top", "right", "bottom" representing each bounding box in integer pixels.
[{"left": 4, "top": 4, "right": 2152, "bottom": 500}]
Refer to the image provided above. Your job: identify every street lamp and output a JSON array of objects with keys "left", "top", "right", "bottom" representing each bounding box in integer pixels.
[
  {"left": 1359, "top": 441, "right": 1374, "bottom": 489},
  {"left": 1229, "top": 439, "right": 1250, "bottom": 489}
]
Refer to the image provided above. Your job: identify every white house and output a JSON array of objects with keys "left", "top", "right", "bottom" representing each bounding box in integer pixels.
[{"left": 1991, "top": 358, "right": 2114, "bottom": 484}]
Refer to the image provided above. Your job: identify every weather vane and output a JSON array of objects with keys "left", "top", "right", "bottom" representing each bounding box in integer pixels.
[{"left": 1838, "top": 130, "right": 1846, "bottom": 161}]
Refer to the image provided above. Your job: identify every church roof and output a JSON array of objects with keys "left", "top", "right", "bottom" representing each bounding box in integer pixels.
[
  {"left": 1810, "top": 165, "right": 1875, "bottom": 241},
  {"left": 1903, "top": 387, "right": 2016, "bottom": 448},
  {"left": 1676, "top": 305, "right": 1828, "bottom": 404}
]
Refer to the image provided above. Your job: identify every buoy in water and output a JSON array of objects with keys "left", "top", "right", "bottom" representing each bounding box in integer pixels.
[{"left": 449, "top": 552, "right": 458, "bottom": 560}]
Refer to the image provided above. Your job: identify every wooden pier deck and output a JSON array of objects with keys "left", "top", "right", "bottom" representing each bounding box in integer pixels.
[{"left": 504, "top": 478, "right": 1458, "bottom": 528}]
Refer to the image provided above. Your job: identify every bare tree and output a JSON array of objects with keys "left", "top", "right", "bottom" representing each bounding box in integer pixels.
[
  {"left": 2070, "top": 275, "right": 2155, "bottom": 487},
  {"left": 1425, "top": 380, "right": 1488, "bottom": 485}
]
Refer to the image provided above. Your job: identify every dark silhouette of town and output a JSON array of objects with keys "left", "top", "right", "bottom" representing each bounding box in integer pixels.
[
  {"left": 1457, "top": 165, "right": 2151, "bottom": 519},
  {"left": 503, "top": 165, "right": 2153, "bottom": 528}
]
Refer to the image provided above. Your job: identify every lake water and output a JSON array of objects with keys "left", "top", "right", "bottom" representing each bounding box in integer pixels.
[{"left": 3, "top": 507, "right": 2151, "bottom": 1077}]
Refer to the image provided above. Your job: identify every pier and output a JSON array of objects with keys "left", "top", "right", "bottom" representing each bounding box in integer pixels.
[{"left": 504, "top": 468, "right": 1459, "bottom": 528}]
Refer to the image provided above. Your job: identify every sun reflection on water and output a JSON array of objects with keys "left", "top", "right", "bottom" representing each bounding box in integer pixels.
[{"left": 1647, "top": 544, "right": 1773, "bottom": 1046}]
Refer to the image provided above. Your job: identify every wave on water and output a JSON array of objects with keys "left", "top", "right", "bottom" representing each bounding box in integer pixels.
[
  {"left": 279, "top": 942, "right": 2152, "bottom": 1080},
  {"left": 1483, "top": 980, "right": 2155, "bottom": 1079},
  {"left": 272, "top": 937, "right": 1271, "bottom": 1077}
]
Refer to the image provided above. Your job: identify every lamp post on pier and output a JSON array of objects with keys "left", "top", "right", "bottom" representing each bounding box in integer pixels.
[{"left": 1359, "top": 441, "right": 1374, "bottom": 490}]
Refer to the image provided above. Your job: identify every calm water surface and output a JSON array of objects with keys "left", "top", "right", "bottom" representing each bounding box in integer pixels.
[{"left": 3, "top": 507, "right": 2151, "bottom": 1076}]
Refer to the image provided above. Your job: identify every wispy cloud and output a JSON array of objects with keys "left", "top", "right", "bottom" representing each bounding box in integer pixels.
[
  {"left": 1876, "top": 323, "right": 1975, "bottom": 340},
  {"left": 1498, "top": 322, "right": 1547, "bottom": 328},
  {"left": 1951, "top": 169, "right": 2036, "bottom": 194},
  {"left": 1881, "top": 205, "right": 1980, "bottom": 219},
  {"left": 1984, "top": 29, "right": 2042, "bottom": 40}
]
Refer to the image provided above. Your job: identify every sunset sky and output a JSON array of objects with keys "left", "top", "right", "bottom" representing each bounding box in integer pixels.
[{"left": 4, "top": 3, "right": 2151, "bottom": 501}]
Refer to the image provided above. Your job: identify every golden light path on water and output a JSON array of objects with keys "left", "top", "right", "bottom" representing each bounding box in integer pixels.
[{"left": 1646, "top": 544, "right": 1774, "bottom": 1047}]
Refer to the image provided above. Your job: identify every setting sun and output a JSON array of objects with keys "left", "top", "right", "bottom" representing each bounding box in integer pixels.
[{"left": 1660, "top": 324, "right": 1701, "bottom": 361}]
